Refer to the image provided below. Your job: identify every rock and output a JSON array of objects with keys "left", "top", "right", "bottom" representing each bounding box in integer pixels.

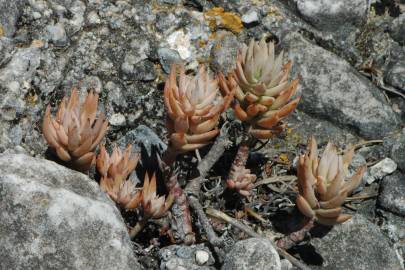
[
  {"left": 195, "top": 250, "right": 210, "bottom": 265},
  {"left": 221, "top": 238, "right": 281, "bottom": 270},
  {"left": 363, "top": 158, "right": 397, "bottom": 184},
  {"left": 0, "top": 0, "right": 26, "bottom": 37},
  {"left": 159, "top": 244, "right": 215, "bottom": 270},
  {"left": 377, "top": 209, "right": 405, "bottom": 264},
  {"left": 46, "top": 23, "right": 68, "bottom": 46},
  {"left": 310, "top": 214, "right": 402, "bottom": 269},
  {"left": 283, "top": 32, "right": 399, "bottom": 139},
  {"left": 390, "top": 128, "right": 405, "bottom": 172},
  {"left": 121, "top": 58, "right": 157, "bottom": 82},
  {"left": 378, "top": 171, "right": 405, "bottom": 217},
  {"left": 0, "top": 154, "right": 140, "bottom": 270},
  {"left": 241, "top": 10, "right": 260, "bottom": 24},
  {"left": 209, "top": 32, "right": 239, "bottom": 74},
  {"left": 158, "top": 47, "right": 183, "bottom": 74},
  {"left": 116, "top": 125, "right": 167, "bottom": 157},
  {"left": 109, "top": 113, "right": 126, "bottom": 127},
  {"left": 166, "top": 30, "right": 192, "bottom": 60},
  {"left": 296, "top": 0, "right": 369, "bottom": 32},
  {"left": 389, "top": 13, "right": 405, "bottom": 44},
  {"left": 385, "top": 56, "right": 405, "bottom": 91}
]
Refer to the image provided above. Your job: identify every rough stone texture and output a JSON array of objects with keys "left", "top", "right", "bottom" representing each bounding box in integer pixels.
[
  {"left": 390, "top": 128, "right": 405, "bottom": 172},
  {"left": 0, "top": 154, "right": 140, "bottom": 270},
  {"left": 378, "top": 171, "right": 405, "bottom": 217},
  {"left": 296, "top": 0, "right": 369, "bottom": 32},
  {"left": 0, "top": 0, "right": 26, "bottom": 37},
  {"left": 221, "top": 238, "right": 281, "bottom": 270},
  {"left": 159, "top": 244, "right": 215, "bottom": 270},
  {"left": 310, "top": 215, "right": 403, "bottom": 270},
  {"left": 385, "top": 55, "right": 405, "bottom": 91},
  {"left": 377, "top": 209, "right": 405, "bottom": 267},
  {"left": 210, "top": 32, "right": 239, "bottom": 74},
  {"left": 389, "top": 13, "right": 405, "bottom": 44},
  {"left": 284, "top": 31, "right": 400, "bottom": 139}
]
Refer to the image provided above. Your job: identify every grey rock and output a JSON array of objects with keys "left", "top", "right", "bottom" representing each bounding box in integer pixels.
[
  {"left": 121, "top": 57, "right": 157, "bottom": 81},
  {"left": 157, "top": 0, "right": 182, "bottom": 5},
  {"left": 109, "top": 113, "right": 126, "bottom": 127},
  {"left": 159, "top": 244, "right": 215, "bottom": 270},
  {"left": 46, "top": 23, "right": 68, "bottom": 46},
  {"left": 377, "top": 209, "right": 405, "bottom": 265},
  {"left": 158, "top": 47, "right": 183, "bottom": 74},
  {"left": 116, "top": 125, "right": 167, "bottom": 157},
  {"left": 297, "top": 0, "right": 369, "bottom": 32},
  {"left": 0, "top": 154, "right": 140, "bottom": 270},
  {"left": 363, "top": 158, "right": 397, "bottom": 184},
  {"left": 310, "top": 214, "right": 403, "bottom": 269},
  {"left": 284, "top": 32, "right": 399, "bottom": 139},
  {"left": 390, "top": 128, "right": 405, "bottom": 172},
  {"left": 106, "top": 81, "right": 128, "bottom": 109},
  {"left": 0, "top": 0, "right": 26, "bottom": 37},
  {"left": 389, "top": 13, "right": 405, "bottom": 44},
  {"left": 156, "top": 11, "right": 179, "bottom": 33},
  {"left": 209, "top": 32, "right": 239, "bottom": 74},
  {"left": 221, "top": 238, "right": 281, "bottom": 270},
  {"left": 385, "top": 56, "right": 405, "bottom": 91},
  {"left": 378, "top": 171, "right": 405, "bottom": 217}
]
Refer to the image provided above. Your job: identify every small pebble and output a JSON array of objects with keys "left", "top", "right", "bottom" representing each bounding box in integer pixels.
[
  {"left": 195, "top": 250, "right": 209, "bottom": 265},
  {"left": 109, "top": 113, "right": 126, "bottom": 127}
]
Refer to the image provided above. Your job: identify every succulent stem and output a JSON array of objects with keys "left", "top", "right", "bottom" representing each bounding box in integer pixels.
[{"left": 129, "top": 217, "right": 149, "bottom": 239}]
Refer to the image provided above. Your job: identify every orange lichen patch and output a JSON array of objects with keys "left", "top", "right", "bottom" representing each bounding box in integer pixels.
[{"left": 204, "top": 7, "right": 243, "bottom": 34}]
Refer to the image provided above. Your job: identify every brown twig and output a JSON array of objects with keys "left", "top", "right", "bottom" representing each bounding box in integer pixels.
[
  {"left": 275, "top": 219, "right": 315, "bottom": 250},
  {"left": 345, "top": 193, "right": 379, "bottom": 201},
  {"left": 253, "top": 175, "right": 297, "bottom": 188},
  {"left": 206, "top": 208, "right": 311, "bottom": 270},
  {"left": 185, "top": 124, "right": 232, "bottom": 247}
]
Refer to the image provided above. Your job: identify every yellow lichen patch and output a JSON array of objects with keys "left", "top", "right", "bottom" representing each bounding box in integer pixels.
[
  {"left": 204, "top": 7, "right": 243, "bottom": 34},
  {"left": 0, "top": 25, "right": 4, "bottom": 37},
  {"left": 25, "top": 92, "right": 38, "bottom": 106},
  {"left": 278, "top": 153, "right": 290, "bottom": 164}
]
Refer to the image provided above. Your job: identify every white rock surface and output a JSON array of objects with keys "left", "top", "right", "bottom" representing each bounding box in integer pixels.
[
  {"left": 364, "top": 158, "right": 397, "bottom": 184},
  {"left": 0, "top": 154, "right": 140, "bottom": 270}
]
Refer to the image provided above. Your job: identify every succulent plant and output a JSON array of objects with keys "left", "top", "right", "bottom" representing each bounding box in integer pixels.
[
  {"left": 43, "top": 88, "right": 108, "bottom": 171},
  {"left": 231, "top": 38, "right": 300, "bottom": 139},
  {"left": 296, "top": 137, "right": 366, "bottom": 226},
  {"left": 141, "top": 173, "right": 174, "bottom": 219},
  {"left": 164, "top": 65, "right": 234, "bottom": 153},
  {"left": 96, "top": 144, "right": 141, "bottom": 209},
  {"left": 226, "top": 164, "right": 257, "bottom": 196}
]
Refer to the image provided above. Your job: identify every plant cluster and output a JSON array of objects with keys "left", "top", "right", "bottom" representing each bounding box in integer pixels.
[{"left": 42, "top": 37, "right": 365, "bottom": 269}]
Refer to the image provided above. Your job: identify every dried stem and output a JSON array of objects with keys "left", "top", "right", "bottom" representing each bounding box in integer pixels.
[
  {"left": 206, "top": 208, "right": 311, "bottom": 270},
  {"left": 166, "top": 171, "right": 195, "bottom": 244},
  {"left": 185, "top": 124, "right": 231, "bottom": 247},
  {"left": 188, "top": 196, "right": 225, "bottom": 247},
  {"left": 275, "top": 219, "right": 315, "bottom": 250}
]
